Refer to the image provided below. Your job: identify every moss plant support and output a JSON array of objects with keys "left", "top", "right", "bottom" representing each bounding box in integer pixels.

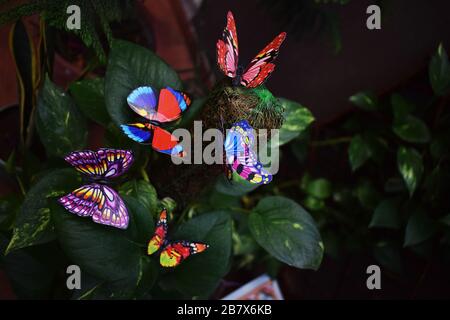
[{"left": 156, "top": 82, "right": 284, "bottom": 206}]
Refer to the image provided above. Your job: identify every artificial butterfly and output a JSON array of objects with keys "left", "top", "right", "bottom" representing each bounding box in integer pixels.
[
  {"left": 120, "top": 86, "right": 191, "bottom": 157},
  {"left": 58, "top": 149, "right": 133, "bottom": 229},
  {"left": 216, "top": 11, "right": 286, "bottom": 88},
  {"left": 147, "top": 209, "right": 209, "bottom": 268},
  {"left": 224, "top": 120, "right": 272, "bottom": 184}
]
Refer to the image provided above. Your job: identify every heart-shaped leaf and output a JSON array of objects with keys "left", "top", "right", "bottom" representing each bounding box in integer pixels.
[
  {"left": 369, "top": 198, "right": 401, "bottom": 229},
  {"left": 105, "top": 40, "right": 182, "bottom": 126},
  {"left": 349, "top": 91, "right": 378, "bottom": 111},
  {"left": 52, "top": 195, "right": 158, "bottom": 298},
  {"left": 275, "top": 98, "right": 314, "bottom": 147},
  {"left": 249, "top": 196, "right": 323, "bottom": 270},
  {"left": 119, "top": 179, "right": 158, "bottom": 215},
  {"left": 349, "top": 135, "right": 373, "bottom": 171},
  {"left": 429, "top": 43, "right": 450, "bottom": 96},
  {"left": 5, "top": 169, "right": 81, "bottom": 254},
  {"left": 393, "top": 115, "right": 430, "bottom": 144},
  {"left": 404, "top": 210, "right": 437, "bottom": 247},
  {"left": 397, "top": 147, "right": 424, "bottom": 196},
  {"left": 36, "top": 77, "right": 87, "bottom": 157},
  {"left": 69, "top": 78, "right": 111, "bottom": 126}
]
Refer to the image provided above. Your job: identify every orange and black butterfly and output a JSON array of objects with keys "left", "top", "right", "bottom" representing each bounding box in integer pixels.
[{"left": 147, "top": 209, "right": 209, "bottom": 268}]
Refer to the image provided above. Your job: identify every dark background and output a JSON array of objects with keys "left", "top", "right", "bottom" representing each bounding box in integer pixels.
[{"left": 1, "top": 0, "right": 450, "bottom": 299}]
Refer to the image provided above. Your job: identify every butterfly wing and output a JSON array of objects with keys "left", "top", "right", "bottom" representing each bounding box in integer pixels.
[
  {"left": 224, "top": 120, "right": 272, "bottom": 184},
  {"left": 96, "top": 149, "right": 134, "bottom": 178},
  {"left": 148, "top": 209, "right": 168, "bottom": 255},
  {"left": 241, "top": 32, "right": 286, "bottom": 88},
  {"left": 58, "top": 184, "right": 129, "bottom": 229},
  {"left": 121, "top": 123, "right": 153, "bottom": 144},
  {"left": 217, "top": 11, "right": 239, "bottom": 78},
  {"left": 151, "top": 126, "right": 184, "bottom": 157},
  {"left": 64, "top": 150, "right": 100, "bottom": 177},
  {"left": 121, "top": 123, "right": 184, "bottom": 157},
  {"left": 127, "top": 86, "right": 158, "bottom": 121},
  {"left": 159, "top": 241, "right": 209, "bottom": 268},
  {"left": 64, "top": 149, "right": 133, "bottom": 178},
  {"left": 231, "top": 152, "right": 272, "bottom": 184},
  {"left": 153, "top": 87, "right": 191, "bottom": 123}
]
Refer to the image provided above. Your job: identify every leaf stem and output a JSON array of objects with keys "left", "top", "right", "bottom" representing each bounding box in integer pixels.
[
  {"left": 140, "top": 156, "right": 150, "bottom": 182},
  {"left": 229, "top": 207, "right": 251, "bottom": 214},
  {"left": 16, "top": 175, "right": 26, "bottom": 196}
]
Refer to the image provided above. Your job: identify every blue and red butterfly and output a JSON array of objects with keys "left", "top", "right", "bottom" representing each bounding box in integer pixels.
[
  {"left": 148, "top": 209, "right": 209, "bottom": 267},
  {"left": 58, "top": 149, "right": 133, "bottom": 229},
  {"left": 120, "top": 86, "right": 191, "bottom": 157},
  {"left": 217, "top": 11, "right": 286, "bottom": 88}
]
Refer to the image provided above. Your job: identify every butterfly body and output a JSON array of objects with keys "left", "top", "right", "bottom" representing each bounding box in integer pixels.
[
  {"left": 232, "top": 65, "right": 245, "bottom": 87},
  {"left": 147, "top": 209, "right": 209, "bottom": 268},
  {"left": 217, "top": 11, "right": 286, "bottom": 88},
  {"left": 121, "top": 86, "right": 191, "bottom": 157},
  {"left": 58, "top": 149, "right": 133, "bottom": 229}
]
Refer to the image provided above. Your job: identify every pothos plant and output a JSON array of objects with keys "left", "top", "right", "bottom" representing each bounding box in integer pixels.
[
  {"left": 291, "top": 43, "right": 450, "bottom": 278},
  {"left": 0, "top": 20, "right": 321, "bottom": 298}
]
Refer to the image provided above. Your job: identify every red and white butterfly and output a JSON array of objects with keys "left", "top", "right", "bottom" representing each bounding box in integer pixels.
[{"left": 216, "top": 11, "right": 287, "bottom": 88}]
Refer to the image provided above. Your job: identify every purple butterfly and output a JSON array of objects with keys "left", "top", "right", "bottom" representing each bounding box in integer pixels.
[
  {"left": 58, "top": 149, "right": 134, "bottom": 229},
  {"left": 224, "top": 120, "right": 272, "bottom": 184}
]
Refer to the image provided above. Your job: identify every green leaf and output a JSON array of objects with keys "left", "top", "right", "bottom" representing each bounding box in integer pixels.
[
  {"left": 36, "top": 77, "right": 87, "bottom": 157},
  {"left": 214, "top": 174, "right": 259, "bottom": 197},
  {"left": 397, "top": 147, "right": 424, "bottom": 196},
  {"left": 404, "top": 210, "right": 437, "bottom": 247},
  {"left": 305, "top": 178, "right": 332, "bottom": 199},
  {"left": 5, "top": 168, "right": 80, "bottom": 254},
  {"left": 391, "top": 94, "right": 415, "bottom": 120},
  {"left": 118, "top": 179, "right": 158, "bottom": 215},
  {"left": 4, "top": 150, "right": 17, "bottom": 175},
  {"left": 249, "top": 196, "right": 323, "bottom": 270},
  {"left": 160, "top": 197, "right": 177, "bottom": 214},
  {"left": 393, "top": 115, "right": 430, "bottom": 144},
  {"left": 303, "top": 196, "right": 325, "bottom": 211},
  {"left": 409, "top": 238, "right": 434, "bottom": 259},
  {"left": 105, "top": 40, "right": 182, "bottom": 126},
  {"left": 69, "top": 78, "right": 111, "bottom": 126},
  {"left": 164, "top": 211, "right": 232, "bottom": 298},
  {"left": 10, "top": 19, "right": 35, "bottom": 146},
  {"left": 276, "top": 98, "right": 314, "bottom": 146},
  {"left": 0, "top": 237, "right": 59, "bottom": 299},
  {"left": 349, "top": 91, "right": 378, "bottom": 111},
  {"left": 348, "top": 135, "right": 372, "bottom": 171},
  {"left": 369, "top": 199, "right": 401, "bottom": 229},
  {"left": 53, "top": 196, "right": 158, "bottom": 298},
  {"left": 0, "top": 194, "right": 21, "bottom": 231},
  {"left": 429, "top": 43, "right": 450, "bottom": 96},
  {"left": 373, "top": 242, "right": 403, "bottom": 274},
  {"left": 356, "top": 180, "right": 380, "bottom": 209}
]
